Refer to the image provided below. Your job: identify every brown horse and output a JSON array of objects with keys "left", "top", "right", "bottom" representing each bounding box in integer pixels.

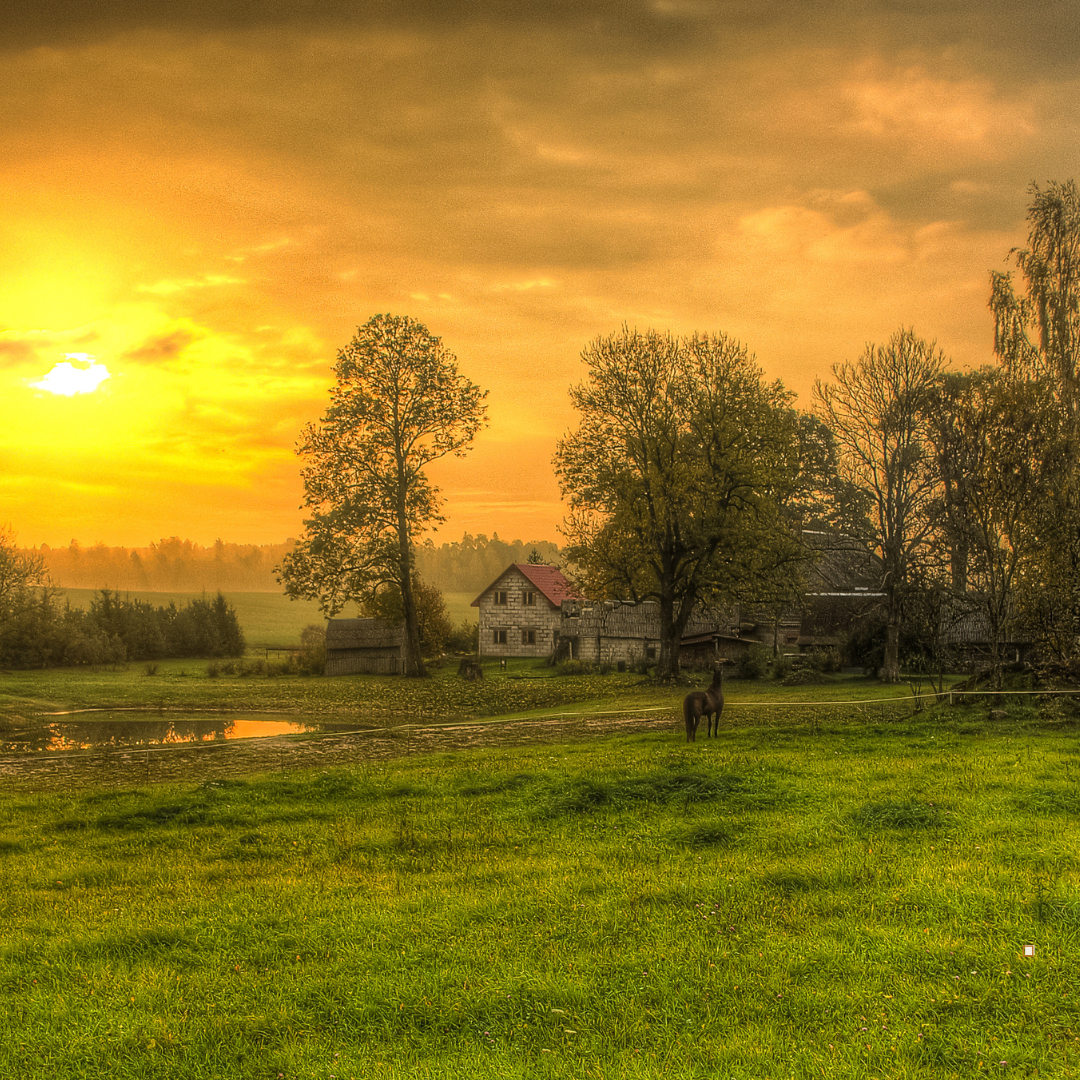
[{"left": 684, "top": 664, "right": 725, "bottom": 742}]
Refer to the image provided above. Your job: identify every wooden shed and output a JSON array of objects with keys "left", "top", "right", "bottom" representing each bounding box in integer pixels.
[{"left": 325, "top": 618, "right": 405, "bottom": 676}]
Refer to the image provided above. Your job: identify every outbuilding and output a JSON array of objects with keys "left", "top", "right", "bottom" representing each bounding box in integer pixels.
[{"left": 325, "top": 618, "right": 405, "bottom": 676}]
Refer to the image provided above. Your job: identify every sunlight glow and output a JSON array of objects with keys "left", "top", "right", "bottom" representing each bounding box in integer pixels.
[{"left": 30, "top": 354, "right": 112, "bottom": 396}]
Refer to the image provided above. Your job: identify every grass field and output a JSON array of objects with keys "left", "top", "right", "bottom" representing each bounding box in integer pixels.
[
  {"left": 2, "top": 666, "right": 1079, "bottom": 1078},
  {"left": 58, "top": 589, "right": 478, "bottom": 649},
  {"left": 0, "top": 658, "right": 932, "bottom": 725}
]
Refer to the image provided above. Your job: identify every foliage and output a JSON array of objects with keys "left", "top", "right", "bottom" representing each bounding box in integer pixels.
[
  {"left": 0, "top": 572, "right": 245, "bottom": 669},
  {"left": 446, "top": 617, "right": 480, "bottom": 655},
  {"left": 298, "top": 624, "right": 327, "bottom": 675},
  {"left": 814, "top": 328, "right": 947, "bottom": 681},
  {"left": 555, "top": 326, "right": 803, "bottom": 679},
  {"left": 989, "top": 181, "right": 1080, "bottom": 660},
  {"left": 278, "top": 314, "right": 487, "bottom": 676},
  {"left": 362, "top": 576, "right": 453, "bottom": 657},
  {"left": 737, "top": 643, "right": 772, "bottom": 679}
]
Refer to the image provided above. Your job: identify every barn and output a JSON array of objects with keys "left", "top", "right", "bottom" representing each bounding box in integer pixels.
[{"left": 325, "top": 618, "right": 405, "bottom": 676}]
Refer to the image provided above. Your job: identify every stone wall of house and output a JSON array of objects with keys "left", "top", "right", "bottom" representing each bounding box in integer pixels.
[
  {"left": 558, "top": 601, "right": 740, "bottom": 666},
  {"left": 476, "top": 566, "right": 561, "bottom": 659}
]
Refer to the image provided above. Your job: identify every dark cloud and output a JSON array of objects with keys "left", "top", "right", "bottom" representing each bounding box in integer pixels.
[
  {"left": 0, "top": 339, "right": 35, "bottom": 365},
  {"left": 123, "top": 330, "right": 196, "bottom": 362}
]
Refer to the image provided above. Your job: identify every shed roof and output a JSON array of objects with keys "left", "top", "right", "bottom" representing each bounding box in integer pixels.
[
  {"left": 326, "top": 618, "right": 405, "bottom": 650},
  {"left": 471, "top": 563, "right": 577, "bottom": 608}
]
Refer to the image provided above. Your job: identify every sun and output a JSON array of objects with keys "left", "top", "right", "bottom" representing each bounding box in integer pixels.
[{"left": 30, "top": 353, "right": 112, "bottom": 396}]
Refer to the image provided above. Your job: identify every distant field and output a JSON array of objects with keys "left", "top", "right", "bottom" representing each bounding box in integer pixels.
[{"left": 59, "top": 588, "right": 478, "bottom": 649}]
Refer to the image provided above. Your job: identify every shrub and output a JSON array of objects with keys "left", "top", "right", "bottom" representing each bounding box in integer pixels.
[
  {"left": 772, "top": 652, "right": 793, "bottom": 680},
  {"left": 557, "top": 658, "right": 595, "bottom": 676},
  {"left": 298, "top": 624, "right": 327, "bottom": 675},
  {"left": 738, "top": 644, "right": 771, "bottom": 680}
]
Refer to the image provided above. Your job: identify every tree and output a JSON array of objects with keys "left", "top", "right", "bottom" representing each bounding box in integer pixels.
[
  {"left": 362, "top": 575, "right": 453, "bottom": 657},
  {"left": 991, "top": 180, "right": 1080, "bottom": 422},
  {"left": 554, "top": 326, "right": 802, "bottom": 680},
  {"left": 928, "top": 369, "right": 1060, "bottom": 683},
  {"left": 990, "top": 180, "right": 1080, "bottom": 657},
  {"left": 814, "top": 328, "right": 946, "bottom": 682},
  {"left": 277, "top": 315, "right": 487, "bottom": 676}
]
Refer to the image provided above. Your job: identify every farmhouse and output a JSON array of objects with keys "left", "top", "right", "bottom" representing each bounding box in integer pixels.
[
  {"left": 325, "top": 617, "right": 405, "bottom": 675},
  {"left": 471, "top": 563, "right": 577, "bottom": 659}
]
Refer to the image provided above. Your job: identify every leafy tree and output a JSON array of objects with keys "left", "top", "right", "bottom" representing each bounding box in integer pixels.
[
  {"left": 361, "top": 576, "right": 453, "bottom": 657},
  {"left": 278, "top": 315, "right": 486, "bottom": 676},
  {"left": 991, "top": 180, "right": 1080, "bottom": 421},
  {"left": 990, "top": 180, "right": 1080, "bottom": 657},
  {"left": 928, "top": 369, "right": 1060, "bottom": 683},
  {"left": 554, "top": 326, "right": 802, "bottom": 680},
  {"left": 814, "top": 328, "right": 946, "bottom": 682}
]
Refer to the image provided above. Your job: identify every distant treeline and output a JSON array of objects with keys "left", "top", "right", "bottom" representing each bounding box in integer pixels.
[
  {"left": 413, "top": 535, "right": 561, "bottom": 594},
  {"left": 0, "top": 589, "right": 245, "bottom": 669},
  {"left": 24, "top": 534, "right": 562, "bottom": 596},
  {"left": 25, "top": 538, "right": 293, "bottom": 593}
]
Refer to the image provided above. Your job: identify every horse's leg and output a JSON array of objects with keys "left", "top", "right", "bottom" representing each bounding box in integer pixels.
[{"left": 684, "top": 698, "right": 697, "bottom": 742}]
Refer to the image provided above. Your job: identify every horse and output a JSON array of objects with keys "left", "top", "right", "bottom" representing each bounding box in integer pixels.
[{"left": 683, "top": 664, "right": 725, "bottom": 742}]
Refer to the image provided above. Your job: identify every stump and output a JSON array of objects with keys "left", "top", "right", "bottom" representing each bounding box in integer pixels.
[{"left": 458, "top": 658, "right": 484, "bottom": 681}]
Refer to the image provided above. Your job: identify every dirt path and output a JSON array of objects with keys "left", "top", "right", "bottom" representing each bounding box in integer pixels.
[{"left": 0, "top": 711, "right": 682, "bottom": 791}]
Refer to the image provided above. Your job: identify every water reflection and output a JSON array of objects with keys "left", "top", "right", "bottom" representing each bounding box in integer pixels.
[{"left": 0, "top": 714, "right": 354, "bottom": 755}]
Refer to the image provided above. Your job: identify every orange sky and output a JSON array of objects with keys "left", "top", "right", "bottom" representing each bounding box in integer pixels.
[{"left": 2, "top": 2, "right": 1078, "bottom": 548}]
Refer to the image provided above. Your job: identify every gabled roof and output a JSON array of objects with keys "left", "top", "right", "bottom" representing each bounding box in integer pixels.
[
  {"left": 326, "top": 618, "right": 405, "bottom": 650},
  {"left": 471, "top": 563, "right": 577, "bottom": 608}
]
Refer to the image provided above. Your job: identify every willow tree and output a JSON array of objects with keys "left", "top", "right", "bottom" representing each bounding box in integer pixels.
[
  {"left": 554, "top": 326, "right": 801, "bottom": 680},
  {"left": 277, "top": 315, "right": 487, "bottom": 676},
  {"left": 814, "top": 328, "right": 946, "bottom": 683}
]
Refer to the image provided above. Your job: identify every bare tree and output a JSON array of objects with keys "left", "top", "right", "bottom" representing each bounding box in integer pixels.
[{"left": 814, "top": 328, "right": 946, "bottom": 682}]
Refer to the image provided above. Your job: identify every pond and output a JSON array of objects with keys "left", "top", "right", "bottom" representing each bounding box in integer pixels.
[{"left": 0, "top": 712, "right": 367, "bottom": 755}]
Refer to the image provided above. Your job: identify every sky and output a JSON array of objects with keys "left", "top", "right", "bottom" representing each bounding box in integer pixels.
[{"left": 2, "top": 0, "right": 1078, "bottom": 549}]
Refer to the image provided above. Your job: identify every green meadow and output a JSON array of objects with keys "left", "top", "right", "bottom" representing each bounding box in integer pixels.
[
  {"left": 2, "top": 664, "right": 1080, "bottom": 1078},
  {"left": 57, "top": 590, "right": 479, "bottom": 649}
]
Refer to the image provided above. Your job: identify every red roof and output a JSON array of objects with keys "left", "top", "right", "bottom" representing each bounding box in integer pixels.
[{"left": 471, "top": 563, "right": 578, "bottom": 608}]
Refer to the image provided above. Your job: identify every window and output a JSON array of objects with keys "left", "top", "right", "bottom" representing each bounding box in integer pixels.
[
  {"left": 493, "top": 590, "right": 508, "bottom": 606},
  {"left": 522, "top": 628, "right": 536, "bottom": 646},
  {"left": 524, "top": 590, "right": 537, "bottom": 606},
  {"left": 493, "top": 629, "right": 508, "bottom": 645}
]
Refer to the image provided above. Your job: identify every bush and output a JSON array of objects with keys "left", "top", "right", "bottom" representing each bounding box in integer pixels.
[
  {"left": 806, "top": 647, "right": 843, "bottom": 673},
  {"left": 446, "top": 618, "right": 480, "bottom": 655},
  {"left": 557, "top": 659, "right": 595, "bottom": 677},
  {"left": 738, "top": 644, "right": 771, "bottom": 680},
  {"left": 298, "top": 624, "right": 326, "bottom": 675},
  {"left": 772, "top": 652, "right": 793, "bottom": 680}
]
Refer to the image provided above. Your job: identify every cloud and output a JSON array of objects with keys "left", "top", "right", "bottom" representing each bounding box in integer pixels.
[
  {"left": 123, "top": 329, "right": 197, "bottom": 362},
  {"left": 29, "top": 354, "right": 111, "bottom": 396},
  {"left": 137, "top": 274, "right": 246, "bottom": 296}
]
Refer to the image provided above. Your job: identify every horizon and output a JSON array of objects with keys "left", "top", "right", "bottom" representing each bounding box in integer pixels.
[{"left": 2, "top": 2, "right": 1078, "bottom": 548}]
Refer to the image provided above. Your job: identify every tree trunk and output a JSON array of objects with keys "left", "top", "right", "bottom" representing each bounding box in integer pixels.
[
  {"left": 882, "top": 608, "right": 901, "bottom": 683},
  {"left": 396, "top": 494, "right": 425, "bottom": 678},
  {"left": 657, "top": 589, "right": 681, "bottom": 681}
]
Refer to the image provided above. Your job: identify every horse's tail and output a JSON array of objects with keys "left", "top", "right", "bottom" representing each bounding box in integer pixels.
[{"left": 683, "top": 694, "right": 697, "bottom": 741}]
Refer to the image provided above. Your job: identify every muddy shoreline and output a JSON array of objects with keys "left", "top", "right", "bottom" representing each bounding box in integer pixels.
[{"left": 0, "top": 712, "right": 681, "bottom": 791}]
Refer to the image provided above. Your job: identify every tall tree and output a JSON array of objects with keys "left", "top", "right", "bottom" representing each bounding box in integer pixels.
[
  {"left": 554, "top": 326, "right": 801, "bottom": 680},
  {"left": 814, "top": 328, "right": 946, "bottom": 682},
  {"left": 928, "top": 369, "right": 1059, "bottom": 683},
  {"left": 991, "top": 180, "right": 1080, "bottom": 422},
  {"left": 277, "top": 315, "right": 487, "bottom": 676},
  {"left": 990, "top": 180, "right": 1080, "bottom": 656}
]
